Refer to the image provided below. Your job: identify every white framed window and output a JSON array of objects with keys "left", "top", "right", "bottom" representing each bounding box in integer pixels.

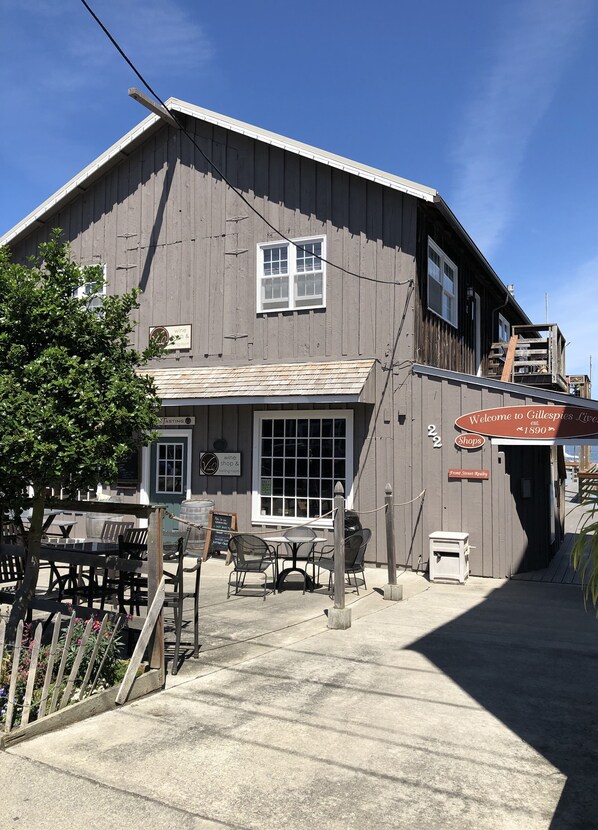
[
  {"left": 155, "top": 441, "right": 185, "bottom": 494},
  {"left": 77, "top": 263, "right": 107, "bottom": 310},
  {"left": 427, "top": 238, "right": 458, "bottom": 327},
  {"left": 498, "top": 313, "right": 511, "bottom": 344},
  {"left": 252, "top": 410, "right": 353, "bottom": 526},
  {"left": 257, "top": 236, "right": 326, "bottom": 313}
]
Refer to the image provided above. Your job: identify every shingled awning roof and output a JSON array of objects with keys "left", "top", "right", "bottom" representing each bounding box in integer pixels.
[{"left": 143, "top": 360, "right": 376, "bottom": 406}]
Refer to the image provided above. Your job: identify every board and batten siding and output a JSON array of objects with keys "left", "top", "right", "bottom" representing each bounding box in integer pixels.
[
  {"left": 8, "top": 120, "right": 422, "bottom": 562},
  {"left": 9, "top": 119, "right": 418, "bottom": 374},
  {"left": 400, "top": 369, "right": 557, "bottom": 578},
  {"left": 413, "top": 203, "right": 528, "bottom": 375}
]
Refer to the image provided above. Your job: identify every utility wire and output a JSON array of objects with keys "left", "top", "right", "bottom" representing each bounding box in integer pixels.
[{"left": 79, "top": 0, "right": 413, "bottom": 288}]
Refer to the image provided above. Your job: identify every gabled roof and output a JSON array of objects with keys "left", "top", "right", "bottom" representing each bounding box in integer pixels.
[
  {"left": 0, "top": 97, "right": 528, "bottom": 323},
  {"left": 0, "top": 98, "right": 437, "bottom": 248}
]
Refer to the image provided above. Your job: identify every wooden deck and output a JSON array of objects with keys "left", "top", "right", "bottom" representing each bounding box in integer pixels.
[{"left": 512, "top": 483, "right": 591, "bottom": 585}]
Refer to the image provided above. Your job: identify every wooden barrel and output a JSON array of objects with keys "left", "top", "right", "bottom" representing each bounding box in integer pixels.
[
  {"left": 85, "top": 513, "right": 126, "bottom": 540},
  {"left": 179, "top": 499, "right": 214, "bottom": 552}
]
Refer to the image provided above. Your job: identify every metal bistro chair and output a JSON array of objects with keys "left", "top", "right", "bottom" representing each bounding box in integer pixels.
[
  {"left": 279, "top": 526, "right": 318, "bottom": 594},
  {"left": 227, "top": 534, "right": 277, "bottom": 600},
  {"left": 316, "top": 528, "right": 371, "bottom": 596}
]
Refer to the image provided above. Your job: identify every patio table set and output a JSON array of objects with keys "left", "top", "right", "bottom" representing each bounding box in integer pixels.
[
  {"left": 0, "top": 518, "right": 201, "bottom": 676},
  {"left": 226, "top": 526, "right": 371, "bottom": 601}
]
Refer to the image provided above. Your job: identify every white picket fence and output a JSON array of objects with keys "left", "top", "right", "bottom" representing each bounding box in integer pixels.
[{"left": 0, "top": 612, "right": 121, "bottom": 733}]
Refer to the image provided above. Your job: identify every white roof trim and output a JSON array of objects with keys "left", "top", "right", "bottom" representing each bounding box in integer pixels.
[
  {"left": 167, "top": 99, "right": 438, "bottom": 203},
  {"left": 1, "top": 111, "right": 162, "bottom": 247},
  {"left": 0, "top": 97, "right": 437, "bottom": 247},
  {"left": 412, "top": 363, "right": 598, "bottom": 410}
]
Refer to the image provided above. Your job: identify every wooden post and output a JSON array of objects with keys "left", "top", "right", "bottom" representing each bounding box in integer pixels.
[
  {"left": 384, "top": 484, "right": 403, "bottom": 601},
  {"left": 147, "top": 506, "right": 164, "bottom": 677},
  {"left": 328, "top": 482, "right": 351, "bottom": 629}
]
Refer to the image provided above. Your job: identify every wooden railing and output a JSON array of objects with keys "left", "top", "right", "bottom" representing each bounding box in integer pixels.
[{"left": 487, "top": 323, "right": 567, "bottom": 392}]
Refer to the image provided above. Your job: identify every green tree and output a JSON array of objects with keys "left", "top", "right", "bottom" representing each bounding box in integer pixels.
[{"left": 0, "top": 231, "right": 164, "bottom": 639}]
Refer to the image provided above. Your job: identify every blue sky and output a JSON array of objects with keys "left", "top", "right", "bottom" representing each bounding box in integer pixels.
[{"left": 1, "top": 0, "right": 596, "bottom": 375}]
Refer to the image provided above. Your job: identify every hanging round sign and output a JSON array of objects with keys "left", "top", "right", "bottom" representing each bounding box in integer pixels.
[{"left": 455, "top": 433, "right": 486, "bottom": 449}]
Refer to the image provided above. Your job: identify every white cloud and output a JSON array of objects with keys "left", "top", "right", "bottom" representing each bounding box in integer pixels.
[
  {"left": 72, "top": 0, "right": 214, "bottom": 76},
  {"left": 450, "top": 0, "right": 592, "bottom": 256}
]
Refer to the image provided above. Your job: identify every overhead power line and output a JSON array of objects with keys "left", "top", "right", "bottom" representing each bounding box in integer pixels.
[{"left": 79, "top": 0, "right": 412, "bottom": 288}]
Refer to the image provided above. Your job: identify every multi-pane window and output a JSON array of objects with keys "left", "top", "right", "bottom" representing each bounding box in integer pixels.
[
  {"left": 427, "top": 239, "right": 458, "bottom": 327},
  {"left": 257, "top": 236, "right": 325, "bottom": 312},
  {"left": 156, "top": 443, "right": 184, "bottom": 494},
  {"left": 253, "top": 412, "right": 352, "bottom": 524},
  {"left": 76, "top": 263, "right": 107, "bottom": 310}
]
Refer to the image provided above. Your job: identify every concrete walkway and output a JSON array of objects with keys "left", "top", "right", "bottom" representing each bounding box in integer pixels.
[{"left": 2, "top": 561, "right": 597, "bottom": 830}]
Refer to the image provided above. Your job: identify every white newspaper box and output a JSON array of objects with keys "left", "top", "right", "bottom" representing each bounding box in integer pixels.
[{"left": 429, "top": 531, "right": 470, "bottom": 583}]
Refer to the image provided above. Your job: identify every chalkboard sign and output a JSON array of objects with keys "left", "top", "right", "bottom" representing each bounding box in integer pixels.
[
  {"left": 203, "top": 511, "right": 237, "bottom": 561},
  {"left": 116, "top": 447, "right": 141, "bottom": 486}
]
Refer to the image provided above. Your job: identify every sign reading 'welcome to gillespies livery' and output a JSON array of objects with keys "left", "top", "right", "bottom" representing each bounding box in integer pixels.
[{"left": 455, "top": 405, "right": 598, "bottom": 440}]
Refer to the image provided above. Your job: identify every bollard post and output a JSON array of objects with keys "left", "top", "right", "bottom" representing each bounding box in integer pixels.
[
  {"left": 328, "top": 481, "right": 351, "bottom": 629},
  {"left": 383, "top": 483, "right": 403, "bottom": 602}
]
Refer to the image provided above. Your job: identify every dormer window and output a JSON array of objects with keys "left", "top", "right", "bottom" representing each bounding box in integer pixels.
[
  {"left": 427, "top": 238, "right": 457, "bottom": 327},
  {"left": 257, "top": 236, "right": 326, "bottom": 313}
]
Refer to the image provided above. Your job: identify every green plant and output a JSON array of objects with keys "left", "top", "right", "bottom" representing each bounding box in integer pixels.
[
  {"left": 571, "top": 496, "right": 598, "bottom": 610},
  {"left": 0, "top": 614, "right": 126, "bottom": 728},
  {"left": 0, "top": 232, "right": 166, "bottom": 638}
]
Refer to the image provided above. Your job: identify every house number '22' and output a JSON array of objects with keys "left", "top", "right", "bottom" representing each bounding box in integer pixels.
[{"left": 427, "top": 424, "right": 442, "bottom": 448}]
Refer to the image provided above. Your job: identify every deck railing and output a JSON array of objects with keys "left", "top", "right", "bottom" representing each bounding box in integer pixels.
[{"left": 487, "top": 323, "right": 567, "bottom": 392}]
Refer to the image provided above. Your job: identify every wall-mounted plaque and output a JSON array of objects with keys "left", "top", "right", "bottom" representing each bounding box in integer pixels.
[
  {"left": 159, "top": 416, "right": 196, "bottom": 426},
  {"left": 199, "top": 452, "right": 241, "bottom": 476},
  {"left": 149, "top": 324, "right": 192, "bottom": 351},
  {"left": 448, "top": 469, "right": 490, "bottom": 480}
]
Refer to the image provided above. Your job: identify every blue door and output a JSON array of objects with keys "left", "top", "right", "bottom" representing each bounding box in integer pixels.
[{"left": 149, "top": 435, "right": 189, "bottom": 531}]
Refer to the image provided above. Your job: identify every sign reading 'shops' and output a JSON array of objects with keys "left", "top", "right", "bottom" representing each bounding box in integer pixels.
[{"left": 454, "top": 433, "right": 485, "bottom": 449}]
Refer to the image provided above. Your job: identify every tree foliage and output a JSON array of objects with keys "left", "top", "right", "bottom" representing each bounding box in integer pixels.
[{"left": 0, "top": 231, "right": 164, "bottom": 634}]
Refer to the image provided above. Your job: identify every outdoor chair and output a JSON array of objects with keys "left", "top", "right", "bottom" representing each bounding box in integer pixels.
[
  {"left": 101, "top": 520, "right": 134, "bottom": 543},
  {"left": 0, "top": 543, "right": 25, "bottom": 595},
  {"left": 100, "top": 527, "right": 148, "bottom": 611},
  {"left": 279, "top": 526, "right": 318, "bottom": 594},
  {"left": 118, "top": 529, "right": 202, "bottom": 675},
  {"left": 1, "top": 521, "right": 20, "bottom": 544},
  {"left": 316, "top": 528, "right": 371, "bottom": 596},
  {"left": 227, "top": 534, "right": 277, "bottom": 600}
]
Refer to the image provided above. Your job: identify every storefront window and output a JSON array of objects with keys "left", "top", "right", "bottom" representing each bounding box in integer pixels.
[{"left": 253, "top": 411, "right": 352, "bottom": 524}]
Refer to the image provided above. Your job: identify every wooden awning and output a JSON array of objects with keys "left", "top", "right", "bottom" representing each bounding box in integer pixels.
[{"left": 143, "top": 359, "right": 376, "bottom": 406}]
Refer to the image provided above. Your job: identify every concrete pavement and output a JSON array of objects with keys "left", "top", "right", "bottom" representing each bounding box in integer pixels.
[{"left": 2, "top": 560, "right": 597, "bottom": 829}]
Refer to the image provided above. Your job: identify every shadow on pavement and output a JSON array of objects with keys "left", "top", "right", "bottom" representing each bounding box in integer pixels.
[{"left": 407, "top": 579, "right": 598, "bottom": 830}]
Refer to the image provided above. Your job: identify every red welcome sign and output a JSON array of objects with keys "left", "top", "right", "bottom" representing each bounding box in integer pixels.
[
  {"left": 455, "top": 405, "right": 598, "bottom": 440},
  {"left": 455, "top": 433, "right": 485, "bottom": 449}
]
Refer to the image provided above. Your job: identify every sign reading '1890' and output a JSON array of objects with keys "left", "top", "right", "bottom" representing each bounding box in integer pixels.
[{"left": 455, "top": 405, "right": 598, "bottom": 440}]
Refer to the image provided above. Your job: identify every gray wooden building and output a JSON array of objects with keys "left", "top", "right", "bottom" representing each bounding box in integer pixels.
[{"left": 2, "top": 97, "right": 592, "bottom": 577}]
